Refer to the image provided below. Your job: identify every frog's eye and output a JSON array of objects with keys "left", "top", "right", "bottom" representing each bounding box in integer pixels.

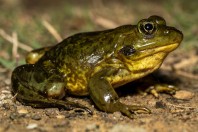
[
  {"left": 119, "top": 45, "right": 136, "bottom": 56},
  {"left": 142, "top": 22, "right": 156, "bottom": 35},
  {"left": 138, "top": 21, "right": 156, "bottom": 37},
  {"left": 144, "top": 23, "right": 154, "bottom": 32}
]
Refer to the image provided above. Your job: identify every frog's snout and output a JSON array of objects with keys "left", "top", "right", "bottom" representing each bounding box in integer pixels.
[
  {"left": 164, "top": 27, "right": 183, "bottom": 43},
  {"left": 174, "top": 28, "right": 183, "bottom": 43}
]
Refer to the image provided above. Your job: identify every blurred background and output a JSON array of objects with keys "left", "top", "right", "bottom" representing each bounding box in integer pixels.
[
  {"left": 0, "top": 0, "right": 197, "bottom": 71},
  {"left": 0, "top": 1, "right": 197, "bottom": 131}
]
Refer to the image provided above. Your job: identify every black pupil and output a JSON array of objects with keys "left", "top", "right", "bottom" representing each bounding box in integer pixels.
[{"left": 145, "top": 23, "right": 153, "bottom": 31}]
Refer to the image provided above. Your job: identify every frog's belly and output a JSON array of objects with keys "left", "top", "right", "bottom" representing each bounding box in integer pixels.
[
  {"left": 107, "top": 69, "right": 152, "bottom": 88},
  {"left": 106, "top": 69, "right": 140, "bottom": 88},
  {"left": 63, "top": 72, "right": 89, "bottom": 96},
  {"left": 66, "top": 79, "right": 89, "bottom": 96}
]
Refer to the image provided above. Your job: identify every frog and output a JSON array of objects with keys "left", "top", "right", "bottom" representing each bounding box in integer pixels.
[{"left": 11, "top": 16, "right": 183, "bottom": 118}]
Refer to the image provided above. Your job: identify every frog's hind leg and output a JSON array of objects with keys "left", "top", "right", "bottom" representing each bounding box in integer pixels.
[
  {"left": 15, "top": 86, "right": 92, "bottom": 113},
  {"left": 11, "top": 64, "right": 92, "bottom": 114}
]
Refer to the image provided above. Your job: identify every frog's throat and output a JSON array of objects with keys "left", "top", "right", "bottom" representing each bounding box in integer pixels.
[{"left": 124, "top": 43, "right": 179, "bottom": 77}]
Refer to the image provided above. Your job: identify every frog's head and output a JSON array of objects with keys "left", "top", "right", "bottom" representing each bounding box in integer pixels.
[{"left": 117, "top": 15, "right": 183, "bottom": 73}]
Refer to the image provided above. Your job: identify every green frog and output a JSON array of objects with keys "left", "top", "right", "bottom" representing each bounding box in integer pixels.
[{"left": 11, "top": 16, "right": 183, "bottom": 118}]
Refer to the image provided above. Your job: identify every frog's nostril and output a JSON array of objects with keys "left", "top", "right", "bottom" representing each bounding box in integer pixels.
[{"left": 164, "top": 29, "right": 169, "bottom": 35}]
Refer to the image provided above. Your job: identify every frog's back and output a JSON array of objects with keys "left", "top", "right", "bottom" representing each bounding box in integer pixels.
[{"left": 52, "top": 25, "right": 134, "bottom": 66}]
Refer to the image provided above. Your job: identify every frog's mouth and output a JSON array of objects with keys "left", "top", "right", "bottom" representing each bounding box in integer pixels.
[
  {"left": 131, "top": 43, "right": 179, "bottom": 60},
  {"left": 143, "top": 43, "right": 179, "bottom": 53}
]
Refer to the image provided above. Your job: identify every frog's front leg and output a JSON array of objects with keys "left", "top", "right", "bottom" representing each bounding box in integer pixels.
[
  {"left": 88, "top": 68, "right": 151, "bottom": 118},
  {"left": 143, "top": 84, "right": 178, "bottom": 98},
  {"left": 136, "top": 76, "right": 179, "bottom": 98},
  {"left": 11, "top": 64, "right": 92, "bottom": 113}
]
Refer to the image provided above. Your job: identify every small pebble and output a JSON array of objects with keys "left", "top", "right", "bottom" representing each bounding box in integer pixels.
[
  {"left": 85, "top": 123, "right": 99, "bottom": 132},
  {"left": 2, "top": 103, "right": 10, "bottom": 110},
  {"left": 10, "top": 113, "right": 19, "bottom": 120},
  {"left": 45, "top": 109, "right": 57, "bottom": 117},
  {"left": 113, "top": 112, "right": 122, "bottom": 120},
  {"left": 1, "top": 90, "right": 11, "bottom": 94},
  {"left": 155, "top": 101, "right": 167, "bottom": 109},
  {"left": 109, "top": 125, "right": 146, "bottom": 132},
  {"left": 56, "top": 115, "right": 65, "bottom": 119},
  {"left": 0, "top": 94, "right": 6, "bottom": 100},
  {"left": 32, "top": 114, "right": 41, "bottom": 120},
  {"left": 174, "top": 90, "right": 194, "bottom": 100},
  {"left": 18, "top": 109, "right": 28, "bottom": 114},
  {"left": 26, "top": 123, "right": 38, "bottom": 129}
]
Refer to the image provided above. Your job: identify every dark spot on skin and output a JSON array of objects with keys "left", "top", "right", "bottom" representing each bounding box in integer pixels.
[
  {"left": 119, "top": 45, "right": 136, "bottom": 56},
  {"left": 29, "top": 93, "right": 33, "bottom": 97},
  {"left": 19, "top": 89, "right": 25, "bottom": 95},
  {"left": 132, "top": 68, "right": 153, "bottom": 74},
  {"left": 39, "top": 96, "right": 44, "bottom": 99}
]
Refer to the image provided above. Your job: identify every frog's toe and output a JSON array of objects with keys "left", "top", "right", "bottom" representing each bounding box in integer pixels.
[
  {"left": 145, "top": 87, "right": 159, "bottom": 98},
  {"left": 128, "top": 105, "right": 151, "bottom": 114},
  {"left": 73, "top": 107, "right": 93, "bottom": 115},
  {"left": 119, "top": 107, "right": 135, "bottom": 119},
  {"left": 82, "top": 107, "right": 93, "bottom": 115},
  {"left": 162, "top": 85, "right": 179, "bottom": 95}
]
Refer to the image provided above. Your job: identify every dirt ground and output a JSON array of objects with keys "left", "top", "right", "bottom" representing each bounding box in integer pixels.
[{"left": 0, "top": 1, "right": 198, "bottom": 132}]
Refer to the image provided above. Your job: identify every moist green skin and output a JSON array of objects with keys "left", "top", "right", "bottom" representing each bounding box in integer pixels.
[{"left": 11, "top": 16, "right": 183, "bottom": 118}]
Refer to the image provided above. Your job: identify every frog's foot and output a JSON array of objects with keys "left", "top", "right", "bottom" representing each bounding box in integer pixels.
[
  {"left": 144, "top": 84, "right": 179, "bottom": 98},
  {"left": 112, "top": 102, "right": 151, "bottom": 118}
]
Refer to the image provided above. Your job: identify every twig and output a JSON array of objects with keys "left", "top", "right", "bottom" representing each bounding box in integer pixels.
[
  {"left": 161, "top": 67, "right": 198, "bottom": 80},
  {"left": 42, "top": 20, "right": 62, "bottom": 42},
  {"left": 12, "top": 32, "right": 19, "bottom": 64},
  {"left": 0, "top": 29, "right": 32, "bottom": 52},
  {"left": 175, "top": 70, "right": 198, "bottom": 80},
  {"left": 11, "top": 93, "right": 18, "bottom": 102},
  {"left": 174, "top": 56, "right": 198, "bottom": 69}
]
